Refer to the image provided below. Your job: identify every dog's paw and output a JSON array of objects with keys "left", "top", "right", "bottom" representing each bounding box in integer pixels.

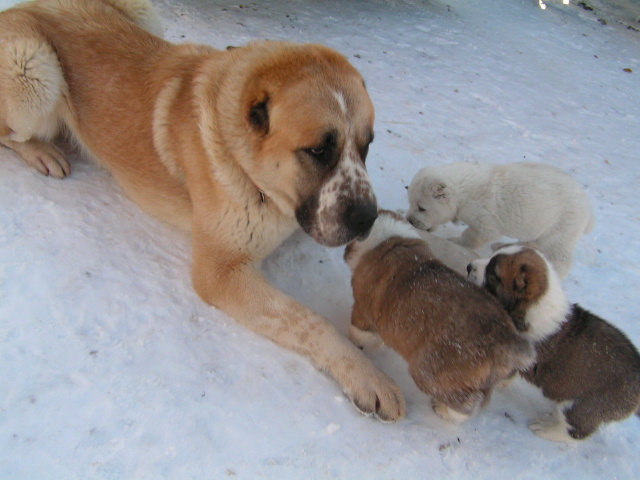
[
  {"left": 529, "top": 414, "right": 575, "bottom": 443},
  {"left": 491, "top": 241, "right": 512, "bottom": 252},
  {"left": 6, "top": 139, "right": 70, "bottom": 178},
  {"left": 432, "top": 398, "right": 470, "bottom": 424},
  {"left": 346, "top": 367, "right": 406, "bottom": 422}
]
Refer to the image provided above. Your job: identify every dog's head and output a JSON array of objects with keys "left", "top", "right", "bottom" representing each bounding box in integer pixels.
[
  {"left": 406, "top": 169, "right": 456, "bottom": 231},
  {"left": 468, "top": 246, "right": 548, "bottom": 312},
  {"left": 231, "top": 42, "right": 378, "bottom": 247}
]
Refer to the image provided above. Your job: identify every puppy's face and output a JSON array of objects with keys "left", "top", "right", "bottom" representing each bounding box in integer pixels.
[
  {"left": 242, "top": 44, "right": 377, "bottom": 247},
  {"left": 406, "top": 175, "right": 456, "bottom": 231},
  {"left": 469, "top": 246, "right": 548, "bottom": 312}
]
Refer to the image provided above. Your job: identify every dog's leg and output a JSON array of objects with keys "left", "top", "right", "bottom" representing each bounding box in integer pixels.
[
  {"left": 454, "top": 226, "right": 494, "bottom": 250},
  {"left": 0, "top": 38, "right": 68, "bottom": 177},
  {"left": 193, "top": 256, "right": 406, "bottom": 422}
]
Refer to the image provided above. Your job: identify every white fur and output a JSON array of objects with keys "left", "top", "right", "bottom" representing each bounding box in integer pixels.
[
  {"left": 0, "top": 39, "right": 64, "bottom": 141},
  {"left": 417, "top": 229, "right": 479, "bottom": 277},
  {"left": 407, "top": 162, "right": 595, "bottom": 278},
  {"left": 529, "top": 401, "right": 577, "bottom": 443},
  {"left": 345, "top": 213, "right": 420, "bottom": 271},
  {"left": 518, "top": 248, "right": 570, "bottom": 343},
  {"left": 332, "top": 90, "right": 347, "bottom": 115},
  {"left": 432, "top": 399, "right": 471, "bottom": 424},
  {"left": 467, "top": 257, "right": 490, "bottom": 285}
]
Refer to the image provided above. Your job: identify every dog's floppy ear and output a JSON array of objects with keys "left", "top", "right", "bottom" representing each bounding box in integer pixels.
[
  {"left": 431, "top": 181, "right": 450, "bottom": 200},
  {"left": 514, "top": 263, "right": 529, "bottom": 294},
  {"left": 246, "top": 95, "right": 270, "bottom": 136}
]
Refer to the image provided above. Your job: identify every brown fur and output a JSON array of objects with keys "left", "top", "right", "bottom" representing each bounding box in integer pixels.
[
  {"left": 483, "top": 248, "right": 640, "bottom": 439},
  {"left": 348, "top": 224, "right": 535, "bottom": 419},
  {"left": 0, "top": 0, "right": 405, "bottom": 420}
]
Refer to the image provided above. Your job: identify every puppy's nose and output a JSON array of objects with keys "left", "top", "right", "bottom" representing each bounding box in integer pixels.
[
  {"left": 349, "top": 202, "right": 378, "bottom": 235},
  {"left": 466, "top": 263, "right": 473, "bottom": 274}
]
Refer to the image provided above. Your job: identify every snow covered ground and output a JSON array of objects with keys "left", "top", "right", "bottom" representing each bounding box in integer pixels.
[{"left": 1, "top": 0, "right": 639, "bottom": 478}]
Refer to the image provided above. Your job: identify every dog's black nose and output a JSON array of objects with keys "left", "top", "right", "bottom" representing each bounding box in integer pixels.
[
  {"left": 466, "top": 263, "right": 473, "bottom": 274},
  {"left": 349, "top": 202, "right": 378, "bottom": 235}
]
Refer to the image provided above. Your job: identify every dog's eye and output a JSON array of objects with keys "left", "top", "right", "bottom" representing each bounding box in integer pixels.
[
  {"left": 310, "top": 147, "right": 324, "bottom": 156},
  {"left": 418, "top": 206, "right": 426, "bottom": 213}
]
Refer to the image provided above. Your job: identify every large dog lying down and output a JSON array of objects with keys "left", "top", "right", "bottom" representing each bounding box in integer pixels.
[{"left": 0, "top": 0, "right": 405, "bottom": 421}]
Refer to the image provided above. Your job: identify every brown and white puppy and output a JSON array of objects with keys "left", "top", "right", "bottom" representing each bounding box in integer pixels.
[
  {"left": 344, "top": 211, "right": 535, "bottom": 422},
  {"left": 469, "top": 246, "right": 640, "bottom": 441},
  {"left": 0, "top": 0, "right": 406, "bottom": 420}
]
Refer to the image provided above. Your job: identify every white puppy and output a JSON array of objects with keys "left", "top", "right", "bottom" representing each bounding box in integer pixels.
[{"left": 407, "top": 162, "right": 595, "bottom": 278}]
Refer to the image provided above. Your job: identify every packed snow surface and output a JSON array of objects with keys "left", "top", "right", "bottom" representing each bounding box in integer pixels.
[{"left": 0, "top": 0, "right": 639, "bottom": 478}]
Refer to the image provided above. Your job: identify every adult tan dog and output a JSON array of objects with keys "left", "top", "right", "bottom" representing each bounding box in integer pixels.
[{"left": 0, "top": 0, "right": 405, "bottom": 421}]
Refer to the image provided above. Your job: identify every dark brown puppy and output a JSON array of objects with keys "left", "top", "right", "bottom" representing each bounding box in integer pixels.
[
  {"left": 345, "top": 211, "right": 535, "bottom": 422},
  {"left": 469, "top": 245, "right": 640, "bottom": 441}
]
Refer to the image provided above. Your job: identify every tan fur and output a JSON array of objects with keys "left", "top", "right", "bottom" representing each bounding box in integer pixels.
[
  {"left": 346, "top": 213, "right": 535, "bottom": 421},
  {"left": 0, "top": 0, "right": 405, "bottom": 421}
]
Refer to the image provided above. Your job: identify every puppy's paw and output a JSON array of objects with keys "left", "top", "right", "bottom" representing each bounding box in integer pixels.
[
  {"left": 529, "top": 414, "right": 575, "bottom": 443},
  {"left": 432, "top": 398, "right": 470, "bottom": 424},
  {"left": 449, "top": 236, "right": 465, "bottom": 246},
  {"left": 4, "top": 139, "right": 70, "bottom": 178},
  {"left": 346, "top": 366, "right": 406, "bottom": 422},
  {"left": 491, "top": 241, "right": 511, "bottom": 252}
]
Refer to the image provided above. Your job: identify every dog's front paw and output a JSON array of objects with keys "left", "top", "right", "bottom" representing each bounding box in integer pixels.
[
  {"left": 345, "top": 365, "right": 406, "bottom": 422},
  {"left": 8, "top": 139, "right": 70, "bottom": 178}
]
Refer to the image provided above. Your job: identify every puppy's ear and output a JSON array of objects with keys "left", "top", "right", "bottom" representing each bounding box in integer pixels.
[
  {"left": 247, "top": 96, "right": 270, "bottom": 136},
  {"left": 431, "top": 182, "right": 450, "bottom": 200},
  {"left": 514, "top": 263, "right": 530, "bottom": 295}
]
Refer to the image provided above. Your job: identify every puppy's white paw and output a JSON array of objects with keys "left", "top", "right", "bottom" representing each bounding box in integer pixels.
[
  {"left": 432, "top": 398, "right": 470, "bottom": 424},
  {"left": 529, "top": 414, "right": 575, "bottom": 443}
]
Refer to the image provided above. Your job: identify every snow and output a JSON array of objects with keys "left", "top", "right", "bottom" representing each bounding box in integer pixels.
[{"left": 1, "top": 0, "right": 639, "bottom": 478}]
